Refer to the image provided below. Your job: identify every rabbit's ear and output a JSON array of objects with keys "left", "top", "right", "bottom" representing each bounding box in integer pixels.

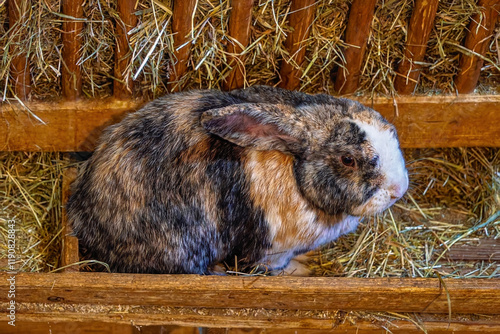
[{"left": 201, "top": 103, "right": 303, "bottom": 154}]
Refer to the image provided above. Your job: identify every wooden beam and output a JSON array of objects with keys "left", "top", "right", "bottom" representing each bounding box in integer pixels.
[
  {"left": 454, "top": 0, "right": 500, "bottom": 94},
  {"left": 168, "top": 0, "right": 198, "bottom": 92},
  {"left": 1, "top": 273, "right": 500, "bottom": 316},
  {"left": 1, "top": 95, "right": 499, "bottom": 151},
  {"left": 222, "top": 0, "right": 254, "bottom": 91},
  {"left": 333, "top": 0, "right": 377, "bottom": 94},
  {"left": 60, "top": 167, "right": 80, "bottom": 272},
  {"left": 7, "top": 0, "right": 31, "bottom": 100},
  {"left": 278, "top": 0, "right": 316, "bottom": 91},
  {"left": 3, "top": 312, "right": 500, "bottom": 332},
  {"left": 62, "top": 0, "right": 84, "bottom": 100},
  {"left": 394, "top": 0, "right": 439, "bottom": 95},
  {"left": 114, "top": 0, "right": 138, "bottom": 99}
]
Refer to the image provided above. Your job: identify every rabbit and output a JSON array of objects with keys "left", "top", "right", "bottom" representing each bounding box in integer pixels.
[{"left": 66, "top": 85, "right": 408, "bottom": 275}]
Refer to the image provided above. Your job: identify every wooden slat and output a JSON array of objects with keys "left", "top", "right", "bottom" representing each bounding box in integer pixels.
[
  {"left": 446, "top": 239, "right": 500, "bottom": 261},
  {"left": 168, "top": 0, "right": 198, "bottom": 92},
  {"left": 62, "top": 0, "right": 84, "bottom": 100},
  {"left": 454, "top": 0, "right": 500, "bottom": 94},
  {"left": 333, "top": 0, "right": 377, "bottom": 94},
  {"left": 7, "top": 0, "right": 31, "bottom": 100},
  {"left": 114, "top": 0, "right": 138, "bottom": 99},
  {"left": 394, "top": 0, "right": 439, "bottom": 95},
  {"left": 3, "top": 314, "right": 500, "bottom": 332},
  {"left": 0, "top": 273, "right": 500, "bottom": 315},
  {"left": 222, "top": 0, "right": 254, "bottom": 91},
  {"left": 60, "top": 166, "right": 80, "bottom": 272},
  {"left": 278, "top": 0, "right": 316, "bottom": 91},
  {"left": 1, "top": 95, "right": 499, "bottom": 151}
]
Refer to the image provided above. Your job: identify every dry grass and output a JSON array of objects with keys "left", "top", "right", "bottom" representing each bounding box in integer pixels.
[
  {"left": 355, "top": 0, "right": 413, "bottom": 97},
  {"left": 80, "top": 0, "right": 117, "bottom": 98},
  {"left": 130, "top": 0, "right": 174, "bottom": 99},
  {"left": 1, "top": 0, "right": 499, "bottom": 99},
  {"left": 0, "top": 152, "right": 68, "bottom": 272},
  {"left": 312, "top": 148, "right": 500, "bottom": 278},
  {"left": 416, "top": 0, "right": 481, "bottom": 94},
  {"left": 478, "top": 21, "right": 500, "bottom": 94},
  {"left": 0, "top": 0, "right": 63, "bottom": 101}
]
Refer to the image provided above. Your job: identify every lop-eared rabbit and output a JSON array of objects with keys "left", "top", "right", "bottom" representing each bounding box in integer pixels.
[{"left": 67, "top": 86, "right": 408, "bottom": 275}]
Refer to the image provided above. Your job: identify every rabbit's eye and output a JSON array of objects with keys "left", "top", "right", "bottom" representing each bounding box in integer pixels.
[{"left": 340, "top": 155, "right": 356, "bottom": 168}]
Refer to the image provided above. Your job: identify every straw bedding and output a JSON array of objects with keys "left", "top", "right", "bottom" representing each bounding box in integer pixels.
[
  {"left": 0, "top": 152, "right": 67, "bottom": 272},
  {"left": 0, "top": 148, "right": 497, "bottom": 277},
  {"left": 0, "top": 0, "right": 498, "bottom": 100}
]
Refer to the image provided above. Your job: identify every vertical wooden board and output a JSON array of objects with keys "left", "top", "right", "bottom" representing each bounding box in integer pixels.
[
  {"left": 168, "top": 0, "right": 198, "bottom": 92},
  {"left": 454, "top": 0, "right": 500, "bottom": 94},
  {"left": 60, "top": 166, "right": 80, "bottom": 272},
  {"left": 278, "top": 0, "right": 316, "bottom": 91},
  {"left": 222, "top": 0, "right": 254, "bottom": 91},
  {"left": 394, "top": 0, "right": 439, "bottom": 94},
  {"left": 333, "top": 0, "right": 377, "bottom": 94},
  {"left": 114, "top": 0, "right": 138, "bottom": 99},
  {"left": 62, "top": 0, "right": 84, "bottom": 100},
  {"left": 7, "top": 0, "right": 31, "bottom": 100}
]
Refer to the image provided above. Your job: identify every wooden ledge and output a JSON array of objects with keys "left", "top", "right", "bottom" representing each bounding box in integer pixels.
[
  {"left": 1, "top": 95, "right": 499, "bottom": 151},
  {"left": 1, "top": 273, "right": 499, "bottom": 315}
]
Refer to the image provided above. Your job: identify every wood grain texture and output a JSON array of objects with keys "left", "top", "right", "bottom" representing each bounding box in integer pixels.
[
  {"left": 278, "top": 0, "right": 316, "bottom": 91},
  {"left": 168, "top": 0, "right": 198, "bottom": 92},
  {"left": 7, "top": 0, "right": 31, "bottom": 100},
  {"left": 60, "top": 166, "right": 80, "bottom": 272},
  {"left": 446, "top": 239, "right": 500, "bottom": 261},
  {"left": 114, "top": 0, "right": 138, "bottom": 99},
  {"left": 454, "top": 0, "right": 500, "bottom": 94},
  {"left": 394, "top": 0, "right": 439, "bottom": 94},
  {"left": 0, "top": 273, "right": 500, "bottom": 317},
  {"left": 1, "top": 95, "right": 500, "bottom": 151},
  {"left": 4, "top": 317, "right": 500, "bottom": 333},
  {"left": 334, "top": 0, "right": 377, "bottom": 94},
  {"left": 62, "top": 0, "right": 84, "bottom": 100},
  {"left": 222, "top": 0, "right": 255, "bottom": 91}
]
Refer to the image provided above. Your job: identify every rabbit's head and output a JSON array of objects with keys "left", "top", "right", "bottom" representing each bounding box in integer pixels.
[{"left": 201, "top": 95, "right": 408, "bottom": 217}]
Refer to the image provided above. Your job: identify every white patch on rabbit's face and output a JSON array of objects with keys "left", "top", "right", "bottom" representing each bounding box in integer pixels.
[{"left": 350, "top": 121, "right": 408, "bottom": 216}]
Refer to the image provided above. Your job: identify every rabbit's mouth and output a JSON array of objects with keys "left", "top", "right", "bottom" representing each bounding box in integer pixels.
[{"left": 350, "top": 174, "right": 409, "bottom": 216}]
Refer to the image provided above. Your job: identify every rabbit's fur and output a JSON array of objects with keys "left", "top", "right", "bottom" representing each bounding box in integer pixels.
[{"left": 67, "top": 86, "right": 408, "bottom": 274}]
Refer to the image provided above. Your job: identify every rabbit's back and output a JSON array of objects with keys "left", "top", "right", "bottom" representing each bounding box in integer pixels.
[{"left": 67, "top": 90, "right": 271, "bottom": 273}]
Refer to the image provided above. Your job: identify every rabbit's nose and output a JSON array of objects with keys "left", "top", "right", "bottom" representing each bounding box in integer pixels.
[{"left": 389, "top": 178, "right": 408, "bottom": 200}]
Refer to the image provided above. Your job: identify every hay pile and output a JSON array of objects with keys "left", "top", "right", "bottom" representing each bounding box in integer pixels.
[
  {"left": 1, "top": 0, "right": 498, "bottom": 100},
  {"left": 0, "top": 152, "right": 67, "bottom": 272},
  {"left": 312, "top": 148, "right": 500, "bottom": 278}
]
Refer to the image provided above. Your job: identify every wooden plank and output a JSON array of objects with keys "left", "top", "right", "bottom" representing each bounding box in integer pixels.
[
  {"left": 446, "top": 239, "right": 500, "bottom": 261},
  {"left": 3, "top": 315, "right": 500, "bottom": 333},
  {"left": 60, "top": 166, "right": 80, "bottom": 272},
  {"left": 278, "top": 0, "right": 316, "bottom": 91},
  {"left": 7, "top": 0, "right": 31, "bottom": 100},
  {"left": 0, "top": 321, "right": 135, "bottom": 334},
  {"left": 333, "top": 0, "right": 377, "bottom": 94},
  {"left": 454, "top": 0, "right": 500, "bottom": 94},
  {"left": 114, "top": 0, "right": 138, "bottom": 99},
  {"left": 1, "top": 273, "right": 500, "bottom": 315},
  {"left": 394, "top": 0, "right": 439, "bottom": 95},
  {"left": 168, "top": 0, "right": 198, "bottom": 92},
  {"left": 222, "top": 0, "right": 255, "bottom": 91},
  {"left": 62, "top": 0, "right": 84, "bottom": 100},
  {"left": 1, "top": 95, "right": 499, "bottom": 151}
]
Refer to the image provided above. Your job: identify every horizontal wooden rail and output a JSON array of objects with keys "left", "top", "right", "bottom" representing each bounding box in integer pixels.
[
  {"left": 0, "top": 273, "right": 499, "bottom": 328},
  {"left": 2, "top": 312, "right": 500, "bottom": 332},
  {"left": 1, "top": 95, "right": 499, "bottom": 151}
]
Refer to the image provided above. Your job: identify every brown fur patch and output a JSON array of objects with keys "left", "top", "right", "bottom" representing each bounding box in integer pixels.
[{"left": 243, "top": 150, "right": 343, "bottom": 252}]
